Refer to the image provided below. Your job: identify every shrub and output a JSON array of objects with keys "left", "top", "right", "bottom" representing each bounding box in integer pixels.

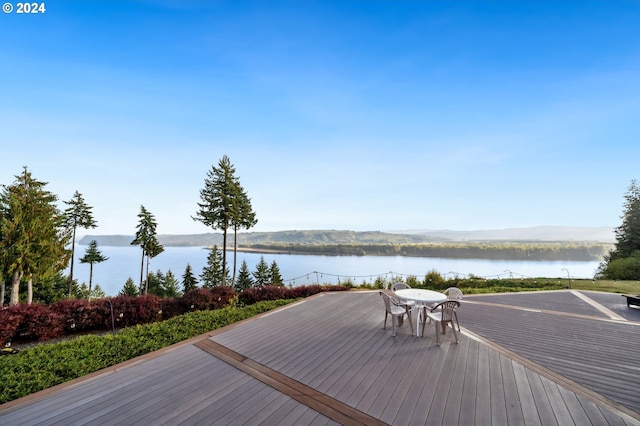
[
  {"left": 50, "top": 299, "right": 102, "bottom": 333},
  {"left": 0, "top": 300, "right": 294, "bottom": 404}
]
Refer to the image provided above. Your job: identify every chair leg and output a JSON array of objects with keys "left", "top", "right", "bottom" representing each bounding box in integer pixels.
[
  {"left": 435, "top": 320, "right": 441, "bottom": 345},
  {"left": 383, "top": 312, "right": 388, "bottom": 330},
  {"left": 392, "top": 314, "right": 397, "bottom": 337},
  {"left": 407, "top": 310, "right": 414, "bottom": 336}
]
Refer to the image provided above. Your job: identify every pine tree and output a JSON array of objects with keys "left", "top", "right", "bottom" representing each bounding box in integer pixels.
[
  {"left": 269, "top": 261, "right": 284, "bottom": 286},
  {"left": 598, "top": 180, "right": 640, "bottom": 279},
  {"left": 230, "top": 181, "right": 257, "bottom": 285},
  {"left": 182, "top": 263, "right": 199, "bottom": 293},
  {"left": 201, "top": 246, "right": 229, "bottom": 288},
  {"left": 146, "top": 270, "right": 165, "bottom": 296},
  {"left": 63, "top": 191, "right": 97, "bottom": 297},
  {"left": 120, "top": 277, "right": 140, "bottom": 296},
  {"left": 0, "top": 167, "right": 70, "bottom": 305},
  {"left": 131, "top": 205, "right": 163, "bottom": 294},
  {"left": 79, "top": 240, "right": 108, "bottom": 301},
  {"left": 252, "top": 256, "right": 271, "bottom": 286},
  {"left": 193, "top": 155, "right": 242, "bottom": 286},
  {"left": 163, "top": 270, "right": 182, "bottom": 298},
  {"left": 235, "top": 260, "right": 254, "bottom": 291}
]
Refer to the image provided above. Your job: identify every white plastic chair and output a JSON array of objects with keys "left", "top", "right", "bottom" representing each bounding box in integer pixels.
[
  {"left": 391, "top": 282, "right": 411, "bottom": 291},
  {"left": 424, "top": 300, "right": 460, "bottom": 345},
  {"left": 444, "top": 286, "right": 463, "bottom": 300},
  {"left": 379, "top": 291, "right": 414, "bottom": 337}
]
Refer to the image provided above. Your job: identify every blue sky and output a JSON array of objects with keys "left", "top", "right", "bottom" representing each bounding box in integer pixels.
[{"left": 2, "top": 1, "right": 639, "bottom": 236}]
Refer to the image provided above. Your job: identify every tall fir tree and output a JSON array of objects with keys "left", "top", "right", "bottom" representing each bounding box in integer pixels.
[
  {"left": 599, "top": 180, "right": 640, "bottom": 279},
  {"left": 131, "top": 205, "right": 163, "bottom": 294},
  {"left": 230, "top": 181, "right": 257, "bottom": 285},
  {"left": 0, "top": 167, "right": 69, "bottom": 305},
  {"left": 63, "top": 191, "right": 97, "bottom": 297},
  {"left": 79, "top": 240, "right": 108, "bottom": 301},
  {"left": 193, "top": 155, "right": 243, "bottom": 286}
]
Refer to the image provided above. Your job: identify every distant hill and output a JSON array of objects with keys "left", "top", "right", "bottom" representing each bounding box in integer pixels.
[
  {"left": 391, "top": 226, "right": 615, "bottom": 243},
  {"left": 79, "top": 226, "right": 615, "bottom": 247}
]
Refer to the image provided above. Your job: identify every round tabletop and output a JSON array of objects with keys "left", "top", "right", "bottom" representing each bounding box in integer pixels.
[{"left": 395, "top": 288, "right": 447, "bottom": 304}]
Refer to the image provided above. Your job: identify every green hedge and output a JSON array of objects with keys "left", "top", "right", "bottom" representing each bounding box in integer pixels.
[{"left": 0, "top": 300, "right": 294, "bottom": 405}]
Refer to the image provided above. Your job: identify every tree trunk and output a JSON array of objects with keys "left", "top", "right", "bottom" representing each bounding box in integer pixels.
[
  {"left": 10, "top": 269, "right": 22, "bottom": 306},
  {"left": 233, "top": 225, "right": 238, "bottom": 285},
  {"left": 88, "top": 262, "right": 93, "bottom": 301},
  {"left": 27, "top": 275, "right": 33, "bottom": 304},
  {"left": 145, "top": 255, "right": 150, "bottom": 295},
  {"left": 222, "top": 227, "right": 228, "bottom": 286},
  {"left": 139, "top": 249, "right": 145, "bottom": 294},
  {"left": 0, "top": 281, "right": 5, "bottom": 306},
  {"left": 68, "top": 227, "right": 77, "bottom": 297}
]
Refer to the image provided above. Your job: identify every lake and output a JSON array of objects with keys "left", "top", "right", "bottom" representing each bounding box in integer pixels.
[{"left": 67, "top": 246, "right": 603, "bottom": 296}]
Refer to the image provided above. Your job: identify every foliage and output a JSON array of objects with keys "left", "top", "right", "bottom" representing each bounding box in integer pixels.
[
  {"left": 131, "top": 205, "right": 163, "bottom": 294},
  {"left": 63, "top": 191, "right": 97, "bottom": 297},
  {"left": 423, "top": 269, "right": 447, "bottom": 288},
  {"left": 181, "top": 263, "right": 199, "bottom": 293},
  {"left": 200, "top": 246, "right": 229, "bottom": 288},
  {"left": 0, "top": 167, "right": 70, "bottom": 305},
  {"left": 0, "top": 300, "right": 294, "bottom": 404},
  {"left": 269, "top": 261, "right": 284, "bottom": 286},
  {"left": 79, "top": 240, "right": 108, "bottom": 300},
  {"left": 252, "top": 256, "right": 270, "bottom": 286},
  {"left": 234, "top": 259, "right": 253, "bottom": 291},
  {"left": 119, "top": 277, "right": 140, "bottom": 297},
  {"left": 193, "top": 155, "right": 240, "bottom": 286},
  {"left": 599, "top": 180, "right": 640, "bottom": 279}
]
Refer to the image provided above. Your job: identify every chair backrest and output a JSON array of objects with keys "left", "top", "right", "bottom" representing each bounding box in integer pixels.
[
  {"left": 391, "top": 282, "right": 411, "bottom": 291},
  {"left": 432, "top": 300, "right": 460, "bottom": 322},
  {"left": 379, "top": 291, "right": 393, "bottom": 313},
  {"left": 444, "top": 287, "right": 463, "bottom": 300}
]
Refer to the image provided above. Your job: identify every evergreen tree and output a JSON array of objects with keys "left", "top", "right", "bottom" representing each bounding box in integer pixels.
[
  {"left": 252, "top": 256, "right": 271, "bottom": 286},
  {"left": 131, "top": 205, "right": 163, "bottom": 294},
  {"left": 79, "top": 240, "right": 108, "bottom": 301},
  {"left": 92, "top": 284, "right": 106, "bottom": 300},
  {"left": 146, "top": 270, "right": 165, "bottom": 296},
  {"left": 120, "top": 277, "right": 139, "bottom": 296},
  {"left": 0, "top": 167, "right": 70, "bottom": 305},
  {"left": 182, "top": 263, "right": 199, "bottom": 293},
  {"left": 599, "top": 180, "right": 640, "bottom": 279},
  {"left": 230, "top": 181, "right": 257, "bottom": 285},
  {"left": 193, "top": 155, "right": 240, "bottom": 286},
  {"left": 163, "top": 270, "right": 182, "bottom": 298},
  {"left": 269, "top": 261, "right": 284, "bottom": 286},
  {"left": 63, "top": 191, "right": 97, "bottom": 297},
  {"left": 201, "top": 246, "right": 229, "bottom": 288},
  {"left": 235, "top": 260, "right": 254, "bottom": 291}
]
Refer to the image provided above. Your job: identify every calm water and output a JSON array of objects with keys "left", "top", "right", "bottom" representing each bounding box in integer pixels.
[{"left": 67, "top": 246, "right": 602, "bottom": 296}]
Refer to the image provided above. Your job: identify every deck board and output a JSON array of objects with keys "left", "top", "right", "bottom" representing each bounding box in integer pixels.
[{"left": 1, "top": 290, "right": 639, "bottom": 425}]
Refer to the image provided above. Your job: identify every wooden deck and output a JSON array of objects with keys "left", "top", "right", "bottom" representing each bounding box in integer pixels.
[{"left": 1, "top": 290, "right": 639, "bottom": 425}]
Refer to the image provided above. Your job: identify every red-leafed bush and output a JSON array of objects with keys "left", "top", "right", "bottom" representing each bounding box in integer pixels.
[
  {"left": 50, "top": 299, "right": 102, "bottom": 332},
  {"left": 0, "top": 306, "right": 23, "bottom": 346},
  {"left": 106, "top": 295, "right": 163, "bottom": 327},
  {"left": 8, "top": 303, "right": 65, "bottom": 342},
  {"left": 181, "top": 288, "right": 217, "bottom": 311},
  {"left": 209, "top": 286, "right": 237, "bottom": 309},
  {"left": 159, "top": 297, "right": 184, "bottom": 320}
]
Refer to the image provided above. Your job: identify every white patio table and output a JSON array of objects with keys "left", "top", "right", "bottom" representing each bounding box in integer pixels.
[{"left": 395, "top": 289, "right": 447, "bottom": 337}]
